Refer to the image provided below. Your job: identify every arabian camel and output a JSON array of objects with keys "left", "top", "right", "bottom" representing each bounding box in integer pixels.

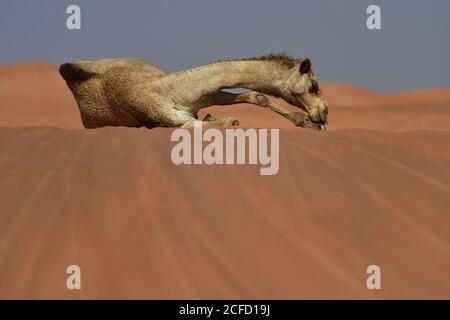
[{"left": 59, "top": 54, "right": 328, "bottom": 130}]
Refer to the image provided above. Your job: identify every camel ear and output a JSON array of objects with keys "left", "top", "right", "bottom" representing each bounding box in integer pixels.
[{"left": 299, "top": 58, "right": 311, "bottom": 75}]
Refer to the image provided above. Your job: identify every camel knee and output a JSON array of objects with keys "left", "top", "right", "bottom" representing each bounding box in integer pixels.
[{"left": 239, "top": 92, "right": 270, "bottom": 106}]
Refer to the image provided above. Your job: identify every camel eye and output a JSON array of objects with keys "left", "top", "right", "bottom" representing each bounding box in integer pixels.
[{"left": 309, "top": 81, "right": 319, "bottom": 94}]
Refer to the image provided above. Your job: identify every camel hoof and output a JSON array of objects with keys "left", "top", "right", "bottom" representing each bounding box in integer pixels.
[
  {"left": 203, "top": 114, "right": 218, "bottom": 121},
  {"left": 223, "top": 118, "right": 240, "bottom": 127}
]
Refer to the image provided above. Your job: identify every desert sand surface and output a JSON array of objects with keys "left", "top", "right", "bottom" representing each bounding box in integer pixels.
[{"left": 0, "top": 63, "right": 450, "bottom": 299}]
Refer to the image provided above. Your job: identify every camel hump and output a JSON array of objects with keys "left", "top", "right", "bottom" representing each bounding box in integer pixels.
[
  {"left": 59, "top": 63, "right": 97, "bottom": 82},
  {"left": 59, "top": 58, "right": 166, "bottom": 83}
]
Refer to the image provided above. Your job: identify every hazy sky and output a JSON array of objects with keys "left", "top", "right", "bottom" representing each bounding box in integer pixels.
[{"left": 1, "top": 0, "right": 450, "bottom": 92}]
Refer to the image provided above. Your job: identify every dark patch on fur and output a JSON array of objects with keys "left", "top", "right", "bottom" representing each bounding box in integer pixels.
[
  {"left": 309, "top": 80, "right": 320, "bottom": 94},
  {"left": 241, "top": 53, "right": 300, "bottom": 68},
  {"left": 59, "top": 63, "right": 97, "bottom": 82},
  {"left": 214, "top": 53, "right": 301, "bottom": 69}
]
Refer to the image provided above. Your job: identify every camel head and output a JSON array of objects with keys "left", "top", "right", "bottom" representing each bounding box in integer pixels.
[{"left": 281, "top": 58, "right": 328, "bottom": 127}]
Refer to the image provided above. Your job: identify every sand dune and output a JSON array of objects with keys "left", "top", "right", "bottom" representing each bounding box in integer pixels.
[
  {"left": 0, "top": 127, "right": 449, "bottom": 299},
  {"left": 0, "top": 63, "right": 82, "bottom": 129},
  {"left": 1, "top": 63, "right": 450, "bottom": 299}
]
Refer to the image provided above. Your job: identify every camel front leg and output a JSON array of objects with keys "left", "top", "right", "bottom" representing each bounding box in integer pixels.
[{"left": 205, "top": 91, "right": 324, "bottom": 130}]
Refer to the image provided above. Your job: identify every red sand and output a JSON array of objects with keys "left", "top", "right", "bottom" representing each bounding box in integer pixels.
[
  {"left": 0, "top": 63, "right": 450, "bottom": 299},
  {"left": 0, "top": 63, "right": 82, "bottom": 129}
]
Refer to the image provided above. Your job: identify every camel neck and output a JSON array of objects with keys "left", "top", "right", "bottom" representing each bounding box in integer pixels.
[{"left": 155, "top": 60, "right": 291, "bottom": 104}]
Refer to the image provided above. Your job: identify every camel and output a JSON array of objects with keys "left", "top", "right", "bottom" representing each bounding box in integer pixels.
[{"left": 59, "top": 54, "right": 328, "bottom": 130}]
